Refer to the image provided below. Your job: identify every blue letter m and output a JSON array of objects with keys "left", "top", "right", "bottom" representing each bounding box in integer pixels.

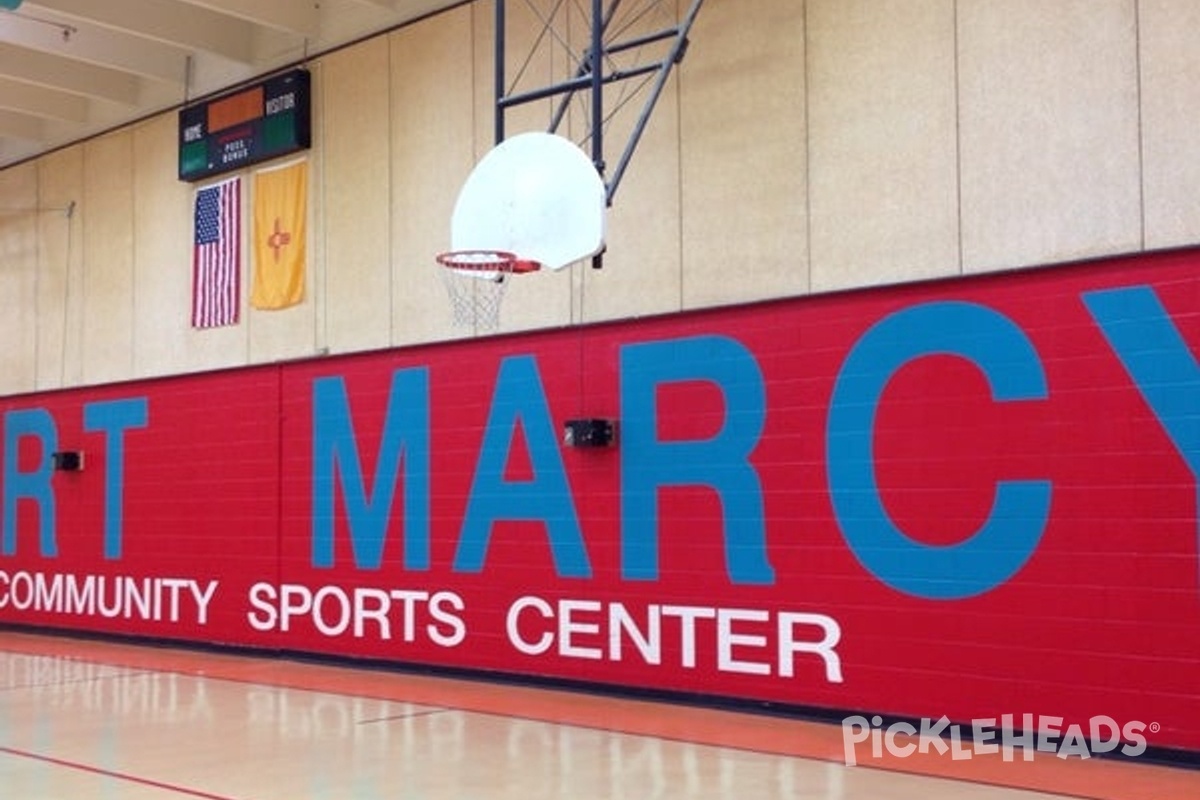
[{"left": 312, "top": 369, "right": 430, "bottom": 570}]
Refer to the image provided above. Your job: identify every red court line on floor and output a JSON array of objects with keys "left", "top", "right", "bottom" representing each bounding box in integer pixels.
[
  {"left": 3, "top": 631, "right": 1197, "bottom": 800},
  {"left": 0, "top": 746, "right": 240, "bottom": 800}
]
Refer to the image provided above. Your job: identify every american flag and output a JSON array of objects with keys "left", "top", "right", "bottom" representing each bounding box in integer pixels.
[{"left": 192, "top": 177, "right": 241, "bottom": 328}]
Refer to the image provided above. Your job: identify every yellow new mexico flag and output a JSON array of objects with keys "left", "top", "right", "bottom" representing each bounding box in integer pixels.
[{"left": 251, "top": 159, "right": 307, "bottom": 310}]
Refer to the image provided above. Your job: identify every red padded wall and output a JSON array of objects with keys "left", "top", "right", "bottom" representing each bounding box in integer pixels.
[{"left": 2, "top": 249, "right": 1198, "bottom": 754}]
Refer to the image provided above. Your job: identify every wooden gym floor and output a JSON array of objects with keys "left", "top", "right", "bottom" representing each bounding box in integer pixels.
[{"left": 0, "top": 629, "right": 1195, "bottom": 799}]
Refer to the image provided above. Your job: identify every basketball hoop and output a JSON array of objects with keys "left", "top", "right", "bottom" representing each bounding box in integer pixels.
[{"left": 435, "top": 249, "right": 541, "bottom": 331}]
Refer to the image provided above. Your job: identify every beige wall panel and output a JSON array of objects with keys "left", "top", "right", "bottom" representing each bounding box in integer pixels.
[
  {"left": 501, "top": 266, "right": 574, "bottom": 334},
  {"left": 808, "top": 0, "right": 959, "bottom": 293},
  {"left": 130, "top": 115, "right": 227, "bottom": 379},
  {"left": 391, "top": 8, "right": 478, "bottom": 343},
  {"left": 81, "top": 134, "right": 135, "bottom": 385},
  {"left": 248, "top": 68, "right": 323, "bottom": 365},
  {"left": 581, "top": 90, "right": 681, "bottom": 323},
  {"left": 0, "top": 164, "right": 38, "bottom": 395},
  {"left": 958, "top": 0, "right": 1141, "bottom": 272},
  {"left": 469, "top": 1, "right": 496, "bottom": 155},
  {"left": 681, "top": 0, "right": 807, "bottom": 308},
  {"left": 34, "top": 148, "right": 82, "bottom": 390},
  {"left": 322, "top": 38, "right": 393, "bottom": 353},
  {"left": 1140, "top": 0, "right": 1200, "bottom": 250}
]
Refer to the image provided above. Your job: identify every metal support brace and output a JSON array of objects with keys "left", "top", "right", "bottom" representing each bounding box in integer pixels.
[{"left": 494, "top": 0, "right": 706, "bottom": 207}]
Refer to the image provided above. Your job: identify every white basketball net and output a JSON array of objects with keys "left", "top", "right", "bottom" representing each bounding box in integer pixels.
[
  {"left": 436, "top": 251, "right": 523, "bottom": 331},
  {"left": 439, "top": 269, "right": 511, "bottom": 331}
]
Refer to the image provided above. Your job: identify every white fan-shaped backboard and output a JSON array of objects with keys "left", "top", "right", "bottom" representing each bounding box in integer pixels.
[{"left": 451, "top": 132, "right": 606, "bottom": 270}]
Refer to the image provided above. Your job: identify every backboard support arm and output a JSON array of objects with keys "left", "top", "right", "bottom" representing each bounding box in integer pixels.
[{"left": 493, "top": 0, "right": 706, "bottom": 208}]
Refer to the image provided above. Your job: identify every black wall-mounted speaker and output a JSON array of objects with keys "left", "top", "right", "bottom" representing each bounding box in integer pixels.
[
  {"left": 563, "top": 419, "right": 616, "bottom": 448},
  {"left": 52, "top": 451, "right": 84, "bottom": 471}
]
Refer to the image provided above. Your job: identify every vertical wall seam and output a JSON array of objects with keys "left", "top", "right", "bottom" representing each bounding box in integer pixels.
[
  {"left": 129, "top": 133, "right": 137, "bottom": 378},
  {"left": 676, "top": 15, "right": 685, "bottom": 315},
  {"left": 74, "top": 157, "right": 84, "bottom": 387},
  {"left": 1134, "top": 0, "right": 1146, "bottom": 251},
  {"left": 953, "top": 0, "right": 964, "bottom": 274},
  {"left": 275, "top": 364, "right": 286, "bottom": 593},
  {"left": 802, "top": 0, "right": 812, "bottom": 295},
  {"left": 318, "top": 62, "right": 329, "bottom": 355},
  {"left": 33, "top": 165, "right": 42, "bottom": 391},
  {"left": 245, "top": 166, "right": 253, "bottom": 367},
  {"left": 471, "top": 3, "right": 480, "bottom": 162},
  {"left": 387, "top": 36, "right": 397, "bottom": 348},
  {"left": 60, "top": 189, "right": 71, "bottom": 388}
]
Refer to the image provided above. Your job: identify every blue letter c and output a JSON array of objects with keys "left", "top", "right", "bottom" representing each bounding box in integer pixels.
[{"left": 826, "top": 301, "right": 1051, "bottom": 599}]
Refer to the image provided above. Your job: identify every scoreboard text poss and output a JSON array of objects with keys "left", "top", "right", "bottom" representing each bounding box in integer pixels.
[{"left": 178, "top": 70, "right": 311, "bottom": 182}]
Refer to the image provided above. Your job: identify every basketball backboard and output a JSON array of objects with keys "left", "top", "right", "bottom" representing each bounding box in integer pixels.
[{"left": 449, "top": 131, "right": 606, "bottom": 271}]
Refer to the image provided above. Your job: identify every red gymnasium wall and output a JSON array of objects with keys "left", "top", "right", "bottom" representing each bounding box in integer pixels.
[{"left": 2, "top": 248, "right": 1199, "bottom": 755}]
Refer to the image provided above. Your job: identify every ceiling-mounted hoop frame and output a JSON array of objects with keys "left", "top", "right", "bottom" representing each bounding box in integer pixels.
[{"left": 493, "top": 0, "right": 707, "bottom": 268}]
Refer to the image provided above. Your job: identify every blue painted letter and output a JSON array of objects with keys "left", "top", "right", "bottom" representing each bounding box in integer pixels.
[
  {"left": 2, "top": 408, "right": 58, "bottom": 557},
  {"left": 454, "top": 356, "right": 589, "bottom": 577},
  {"left": 1084, "top": 285, "right": 1200, "bottom": 585},
  {"left": 827, "top": 301, "right": 1051, "bottom": 599},
  {"left": 312, "top": 369, "right": 431, "bottom": 570},
  {"left": 84, "top": 397, "right": 148, "bottom": 560},
  {"left": 619, "top": 335, "right": 772, "bottom": 584}
]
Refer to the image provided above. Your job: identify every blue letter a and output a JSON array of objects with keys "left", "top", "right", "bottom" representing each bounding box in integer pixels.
[{"left": 454, "top": 355, "right": 589, "bottom": 577}]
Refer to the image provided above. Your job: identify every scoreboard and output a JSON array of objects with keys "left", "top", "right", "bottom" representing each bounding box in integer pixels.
[{"left": 178, "top": 69, "right": 311, "bottom": 182}]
